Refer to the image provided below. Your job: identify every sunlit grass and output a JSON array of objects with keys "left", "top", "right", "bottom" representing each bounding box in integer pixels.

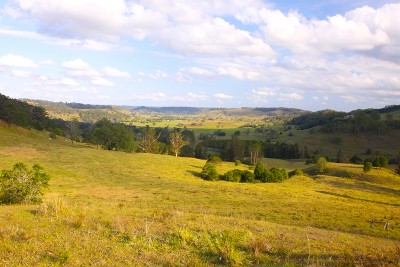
[{"left": 0, "top": 124, "right": 399, "bottom": 266}]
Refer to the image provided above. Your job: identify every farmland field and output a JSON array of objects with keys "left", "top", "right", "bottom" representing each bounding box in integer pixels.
[{"left": 0, "top": 123, "right": 399, "bottom": 266}]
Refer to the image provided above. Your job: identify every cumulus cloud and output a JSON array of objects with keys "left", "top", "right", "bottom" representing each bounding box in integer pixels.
[
  {"left": 91, "top": 77, "right": 114, "bottom": 87},
  {"left": 11, "top": 70, "right": 31, "bottom": 78},
  {"left": 102, "top": 67, "right": 130, "bottom": 78},
  {"left": 62, "top": 58, "right": 91, "bottom": 70},
  {"left": 34, "top": 76, "right": 80, "bottom": 87},
  {"left": 214, "top": 93, "right": 234, "bottom": 99},
  {"left": 0, "top": 54, "right": 37, "bottom": 68}
]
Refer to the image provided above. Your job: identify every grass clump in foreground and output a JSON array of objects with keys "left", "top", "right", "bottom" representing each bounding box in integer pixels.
[{"left": 0, "top": 124, "right": 399, "bottom": 266}]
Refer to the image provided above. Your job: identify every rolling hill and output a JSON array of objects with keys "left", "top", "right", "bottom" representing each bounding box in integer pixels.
[{"left": 0, "top": 121, "right": 399, "bottom": 266}]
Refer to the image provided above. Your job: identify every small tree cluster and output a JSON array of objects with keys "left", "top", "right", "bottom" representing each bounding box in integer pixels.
[
  {"left": 0, "top": 163, "right": 50, "bottom": 204},
  {"left": 201, "top": 162, "right": 219, "bottom": 181},
  {"left": 316, "top": 157, "right": 328, "bottom": 173},
  {"left": 222, "top": 169, "right": 255, "bottom": 183},
  {"left": 363, "top": 162, "right": 373, "bottom": 173},
  {"left": 254, "top": 162, "right": 289, "bottom": 183},
  {"left": 372, "top": 156, "right": 388, "bottom": 169}
]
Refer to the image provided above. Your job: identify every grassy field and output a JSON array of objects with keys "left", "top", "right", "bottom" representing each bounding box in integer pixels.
[{"left": 0, "top": 123, "right": 399, "bottom": 266}]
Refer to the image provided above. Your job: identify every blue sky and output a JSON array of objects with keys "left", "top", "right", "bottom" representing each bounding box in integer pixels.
[{"left": 0, "top": 0, "right": 399, "bottom": 111}]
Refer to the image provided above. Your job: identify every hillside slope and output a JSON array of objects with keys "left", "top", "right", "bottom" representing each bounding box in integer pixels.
[{"left": 0, "top": 123, "right": 399, "bottom": 266}]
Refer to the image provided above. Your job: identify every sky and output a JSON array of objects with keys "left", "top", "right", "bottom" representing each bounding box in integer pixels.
[{"left": 0, "top": 0, "right": 399, "bottom": 111}]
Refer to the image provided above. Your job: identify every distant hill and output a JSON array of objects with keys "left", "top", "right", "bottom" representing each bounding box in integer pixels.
[
  {"left": 128, "top": 106, "right": 308, "bottom": 117},
  {"left": 26, "top": 99, "right": 132, "bottom": 123}
]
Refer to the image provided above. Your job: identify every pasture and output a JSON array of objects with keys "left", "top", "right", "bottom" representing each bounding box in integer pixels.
[{"left": 0, "top": 123, "right": 399, "bottom": 266}]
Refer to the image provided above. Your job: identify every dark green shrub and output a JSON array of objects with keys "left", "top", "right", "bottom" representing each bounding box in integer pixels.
[
  {"left": 363, "top": 162, "right": 372, "bottom": 173},
  {"left": 268, "top": 167, "right": 289, "bottom": 182},
  {"left": 254, "top": 161, "right": 266, "bottom": 181},
  {"left": 0, "top": 163, "right": 50, "bottom": 204},
  {"left": 222, "top": 169, "right": 242, "bottom": 182},
  {"left": 240, "top": 171, "right": 255, "bottom": 183},
  {"left": 350, "top": 155, "right": 363, "bottom": 165},
  {"left": 207, "top": 156, "right": 222, "bottom": 165},
  {"left": 201, "top": 163, "right": 219, "bottom": 181},
  {"left": 373, "top": 156, "right": 388, "bottom": 168},
  {"left": 289, "top": 169, "right": 304, "bottom": 177}
]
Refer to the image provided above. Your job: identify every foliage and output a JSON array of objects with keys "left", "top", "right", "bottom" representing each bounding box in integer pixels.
[
  {"left": 363, "top": 162, "right": 373, "bottom": 173},
  {"left": 289, "top": 169, "right": 304, "bottom": 177},
  {"left": 234, "top": 160, "right": 241, "bottom": 166},
  {"left": 0, "top": 93, "right": 49, "bottom": 130},
  {"left": 254, "top": 161, "right": 266, "bottom": 181},
  {"left": 88, "top": 119, "right": 136, "bottom": 152},
  {"left": 194, "top": 143, "right": 206, "bottom": 159},
  {"left": 169, "top": 131, "right": 188, "bottom": 157},
  {"left": 207, "top": 156, "right": 222, "bottom": 165},
  {"left": 350, "top": 155, "right": 363, "bottom": 164},
  {"left": 179, "top": 145, "right": 194, "bottom": 157},
  {"left": 240, "top": 170, "right": 255, "bottom": 183},
  {"left": 201, "top": 163, "right": 219, "bottom": 181},
  {"left": 316, "top": 157, "right": 328, "bottom": 173},
  {"left": 373, "top": 156, "right": 388, "bottom": 169},
  {"left": 290, "top": 109, "right": 346, "bottom": 129},
  {"left": 0, "top": 163, "right": 50, "bottom": 204},
  {"left": 222, "top": 169, "right": 243, "bottom": 182},
  {"left": 138, "top": 126, "right": 160, "bottom": 153}
]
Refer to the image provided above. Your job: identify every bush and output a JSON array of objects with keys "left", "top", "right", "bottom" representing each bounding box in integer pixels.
[
  {"left": 240, "top": 171, "right": 255, "bottom": 183},
  {"left": 316, "top": 157, "right": 328, "bottom": 173},
  {"left": 201, "top": 163, "right": 219, "bottom": 181},
  {"left": 372, "top": 156, "right": 388, "bottom": 169},
  {"left": 254, "top": 161, "right": 266, "bottom": 181},
  {"left": 222, "top": 169, "right": 243, "bottom": 182},
  {"left": 363, "top": 162, "right": 372, "bottom": 173},
  {"left": 235, "top": 160, "right": 241, "bottom": 166},
  {"left": 207, "top": 156, "right": 222, "bottom": 165},
  {"left": 0, "top": 163, "right": 50, "bottom": 204},
  {"left": 289, "top": 169, "right": 304, "bottom": 177},
  {"left": 350, "top": 155, "right": 363, "bottom": 165}
]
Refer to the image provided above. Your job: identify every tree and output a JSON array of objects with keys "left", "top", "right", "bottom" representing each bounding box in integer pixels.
[
  {"left": 201, "top": 163, "right": 218, "bottom": 181},
  {"left": 0, "top": 163, "right": 50, "bottom": 204},
  {"left": 373, "top": 156, "right": 388, "bottom": 169},
  {"left": 88, "top": 119, "right": 136, "bottom": 152},
  {"left": 363, "top": 162, "right": 372, "bottom": 173},
  {"left": 254, "top": 161, "right": 266, "bottom": 181},
  {"left": 227, "top": 135, "right": 244, "bottom": 162},
  {"left": 316, "top": 157, "right": 328, "bottom": 173},
  {"left": 138, "top": 126, "right": 160, "bottom": 153},
  {"left": 169, "top": 131, "right": 188, "bottom": 157},
  {"left": 67, "top": 117, "right": 81, "bottom": 144},
  {"left": 249, "top": 142, "right": 262, "bottom": 165}
]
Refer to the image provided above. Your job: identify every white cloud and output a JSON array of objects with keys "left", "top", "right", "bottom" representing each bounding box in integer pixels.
[
  {"left": 39, "top": 59, "right": 53, "bottom": 65},
  {"left": 214, "top": 93, "right": 233, "bottom": 99},
  {"left": 34, "top": 76, "right": 80, "bottom": 87},
  {"left": 129, "top": 92, "right": 167, "bottom": 101},
  {"left": 11, "top": 70, "right": 31, "bottom": 78},
  {"left": 62, "top": 58, "right": 91, "bottom": 70},
  {"left": 279, "top": 92, "right": 304, "bottom": 101},
  {"left": 187, "top": 92, "right": 208, "bottom": 101},
  {"left": 91, "top": 77, "right": 114, "bottom": 87},
  {"left": 185, "top": 67, "right": 215, "bottom": 78},
  {"left": 0, "top": 54, "right": 37, "bottom": 68},
  {"left": 102, "top": 67, "right": 130, "bottom": 78},
  {"left": 148, "top": 70, "right": 168, "bottom": 80}
]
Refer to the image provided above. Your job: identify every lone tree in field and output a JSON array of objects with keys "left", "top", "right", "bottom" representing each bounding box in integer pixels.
[
  {"left": 169, "top": 131, "right": 188, "bottom": 157},
  {"left": 316, "top": 157, "right": 328, "bottom": 173},
  {"left": 0, "top": 163, "right": 50, "bottom": 204},
  {"left": 139, "top": 126, "right": 160, "bottom": 153},
  {"left": 67, "top": 117, "right": 81, "bottom": 144}
]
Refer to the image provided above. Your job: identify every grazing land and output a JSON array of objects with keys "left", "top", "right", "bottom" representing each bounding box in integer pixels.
[{"left": 0, "top": 122, "right": 399, "bottom": 266}]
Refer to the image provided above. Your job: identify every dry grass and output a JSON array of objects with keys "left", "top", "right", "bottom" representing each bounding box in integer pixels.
[{"left": 0, "top": 124, "right": 399, "bottom": 266}]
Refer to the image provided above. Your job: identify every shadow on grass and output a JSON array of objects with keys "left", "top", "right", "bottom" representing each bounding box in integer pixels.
[
  {"left": 316, "top": 190, "right": 400, "bottom": 207},
  {"left": 187, "top": 170, "right": 202, "bottom": 178},
  {"left": 320, "top": 180, "right": 400, "bottom": 196}
]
